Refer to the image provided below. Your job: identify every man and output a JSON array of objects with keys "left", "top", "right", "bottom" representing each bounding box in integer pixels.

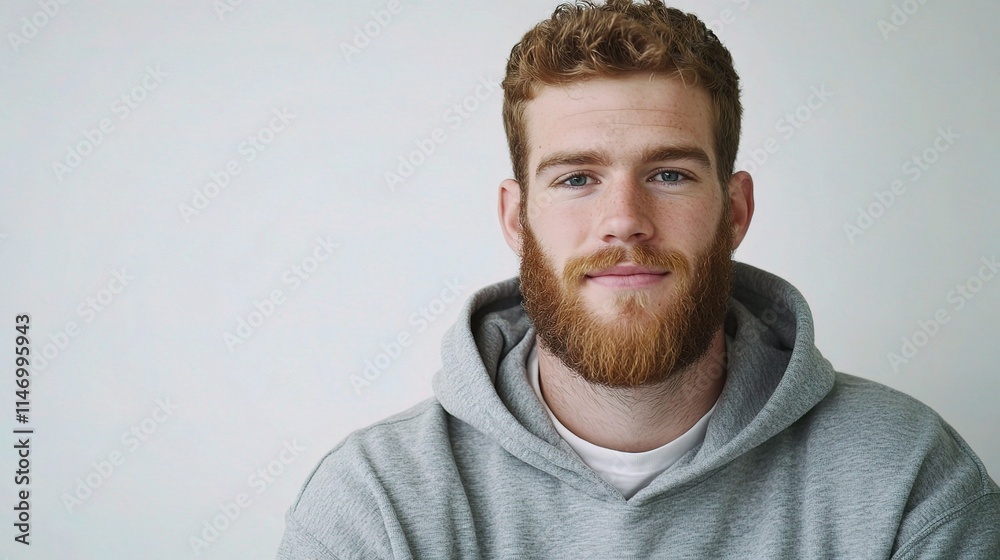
[{"left": 278, "top": 1, "right": 1000, "bottom": 558}]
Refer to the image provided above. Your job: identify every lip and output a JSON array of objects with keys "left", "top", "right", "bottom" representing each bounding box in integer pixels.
[
  {"left": 587, "top": 265, "right": 668, "bottom": 277},
  {"left": 585, "top": 265, "right": 669, "bottom": 288}
]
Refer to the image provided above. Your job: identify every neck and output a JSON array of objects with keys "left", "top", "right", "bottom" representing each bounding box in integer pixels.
[{"left": 537, "top": 330, "right": 728, "bottom": 452}]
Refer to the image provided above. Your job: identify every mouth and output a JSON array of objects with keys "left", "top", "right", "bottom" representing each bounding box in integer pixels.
[{"left": 585, "top": 265, "right": 669, "bottom": 289}]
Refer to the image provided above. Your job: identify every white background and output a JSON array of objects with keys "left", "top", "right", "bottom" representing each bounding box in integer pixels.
[{"left": 1, "top": 0, "right": 998, "bottom": 557}]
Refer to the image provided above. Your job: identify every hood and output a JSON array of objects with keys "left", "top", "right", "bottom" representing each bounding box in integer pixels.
[{"left": 431, "top": 261, "right": 837, "bottom": 503}]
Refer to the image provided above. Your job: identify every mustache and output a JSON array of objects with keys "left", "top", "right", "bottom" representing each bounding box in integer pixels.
[{"left": 562, "top": 245, "right": 691, "bottom": 285}]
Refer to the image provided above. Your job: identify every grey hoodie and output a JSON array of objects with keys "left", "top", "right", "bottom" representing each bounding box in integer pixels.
[{"left": 277, "top": 262, "right": 1000, "bottom": 559}]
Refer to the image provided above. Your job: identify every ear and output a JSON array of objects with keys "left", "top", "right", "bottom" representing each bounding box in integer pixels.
[
  {"left": 727, "top": 171, "right": 754, "bottom": 250},
  {"left": 498, "top": 178, "right": 524, "bottom": 255}
]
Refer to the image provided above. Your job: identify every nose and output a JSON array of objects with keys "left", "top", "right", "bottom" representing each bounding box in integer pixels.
[{"left": 597, "top": 178, "right": 655, "bottom": 245}]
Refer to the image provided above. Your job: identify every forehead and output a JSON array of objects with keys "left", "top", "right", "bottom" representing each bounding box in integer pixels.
[{"left": 523, "top": 73, "right": 715, "bottom": 172}]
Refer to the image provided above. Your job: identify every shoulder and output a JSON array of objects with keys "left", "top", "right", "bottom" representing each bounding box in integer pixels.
[
  {"left": 282, "top": 398, "right": 452, "bottom": 558},
  {"left": 810, "top": 372, "right": 989, "bottom": 479},
  {"left": 809, "top": 372, "right": 972, "bottom": 444},
  {"left": 808, "top": 372, "right": 1000, "bottom": 553},
  {"left": 290, "top": 396, "right": 450, "bottom": 509}
]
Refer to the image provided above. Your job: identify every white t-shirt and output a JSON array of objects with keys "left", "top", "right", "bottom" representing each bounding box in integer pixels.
[{"left": 527, "top": 343, "right": 717, "bottom": 499}]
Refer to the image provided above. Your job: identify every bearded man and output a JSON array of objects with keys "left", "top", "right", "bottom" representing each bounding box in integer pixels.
[{"left": 277, "top": 1, "right": 1000, "bottom": 558}]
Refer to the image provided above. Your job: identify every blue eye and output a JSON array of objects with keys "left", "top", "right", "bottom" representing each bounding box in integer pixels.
[
  {"left": 562, "top": 174, "right": 591, "bottom": 187},
  {"left": 654, "top": 170, "right": 685, "bottom": 183}
]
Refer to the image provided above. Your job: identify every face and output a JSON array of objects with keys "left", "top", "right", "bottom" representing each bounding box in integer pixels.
[{"left": 501, "top": 72, "right": 752, "bottom": 387}]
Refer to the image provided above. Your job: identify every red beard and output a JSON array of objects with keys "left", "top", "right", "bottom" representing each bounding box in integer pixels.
[{"left": 519, "top": 209, "right": 734, "bottom": 388}]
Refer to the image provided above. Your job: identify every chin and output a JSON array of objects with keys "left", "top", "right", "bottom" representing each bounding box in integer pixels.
[{"left": 587, "top": 290, "right": 661, "bottom": 321}]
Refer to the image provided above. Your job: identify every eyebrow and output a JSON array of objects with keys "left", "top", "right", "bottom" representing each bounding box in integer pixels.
[{"left": 534, "top": 145, "right": 713, "bottom": 180}]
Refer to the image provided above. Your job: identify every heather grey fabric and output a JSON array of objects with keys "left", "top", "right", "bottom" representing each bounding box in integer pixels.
[{"left": 277, "top": 262, "right": 1000, "bottom": 559}]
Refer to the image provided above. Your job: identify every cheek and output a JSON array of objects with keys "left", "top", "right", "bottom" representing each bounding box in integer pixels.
[
  {"left": 527, "top": 207, "right": 590, "bottom": 260},
  {"left": 655, "top": 197, "right": 724, "bottom": 245}
]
